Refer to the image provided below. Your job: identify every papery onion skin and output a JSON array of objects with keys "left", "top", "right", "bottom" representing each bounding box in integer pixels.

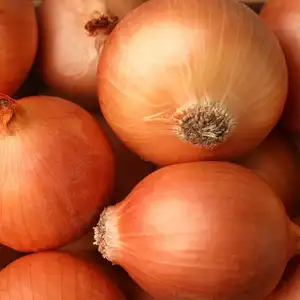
[
  {"left": 236, "top": 129, "right": 300, "bottom": 217},
  {"left": 0, "top": 0, "right": 37, "bottom": 96},
  {"left": 0, "top": 251, "right": 126, "bottom": 300},
  {"left": 98, "top": 0, "right": 287, "bottom": 166},
  {"left": 0, "top": 95, "right": 115, "bottom": 252},
  {"left": 37, "top": 0, "right": 146, "bottom": 111},
  {"left": 94, "top": 162, "right": 297, "bottom": 300},
  {"left": 260, "top": 0, "right": 300, "bottom": 132}
]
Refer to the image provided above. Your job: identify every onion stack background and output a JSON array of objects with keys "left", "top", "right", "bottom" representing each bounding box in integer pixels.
[{"left": 3, "top": 0, "right": 300, "bottom": 300}]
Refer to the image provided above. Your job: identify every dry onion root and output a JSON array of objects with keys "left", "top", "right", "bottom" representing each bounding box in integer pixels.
[
  {"left": 36, "top": 0, "right": 146, "bottom": 111},
  {"left": 98, "top": 0, "right": 288, "bottom": 166},
  {"left": 94, "top": 161, "right": 300, "bottom": 300}
]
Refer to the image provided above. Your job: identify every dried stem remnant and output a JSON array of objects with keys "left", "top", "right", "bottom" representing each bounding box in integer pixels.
[
  {"left": 172, "top": 101, "right": 235, "bottom": 148},
  {"left": 85, "top": 14, "right": 119, "bottom": 37},
  {"left": 0, "top": 94, "right": 16, "bottom": 133}
]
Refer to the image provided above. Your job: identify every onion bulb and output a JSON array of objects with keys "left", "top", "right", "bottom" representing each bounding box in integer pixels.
[
  {"left": 0, "top": 251, "right": 125, "bottom": 300},
  {"left": 95, "top": 114, "right": 156, "bottom": 204},
  {"left": 236, "top": 129, "right": 300, "bottom": 216},
  {"left": 260, "top": 0, "right": 300, "bottom": 132},
  {"left": 0, "top": 0, "right": 37, "bottom": 96},
  {"left": 0, "top": 94, "right": 114, "bottom": 252},
  {"left": 94, "top": 161, "right": 300, "bottom": 300},
  {"left": 37, "top": 0, "right": 146, "bottom": 111},
  {"left": 98, "top": 0, "right": 287, "bottom": 166}
]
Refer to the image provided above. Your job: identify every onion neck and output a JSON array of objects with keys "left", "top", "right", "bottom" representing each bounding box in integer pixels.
[
  {"left": 0, "top": 94, "right": 16, "bottom": 135},
  {"left": 93, "top": 206, "right": 120, "bottom": 264},
  {"left": 172, "top": 100, "right": 236, "bottom": 148}
]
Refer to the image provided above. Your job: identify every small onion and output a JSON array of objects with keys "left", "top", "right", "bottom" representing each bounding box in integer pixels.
[
  {"left": 236, "top": 129, "right": 300, "bottom": 216},
  {"left": 98, "top": 0, "right": 287, "bottom": 165},
  {"left": 0, "top": 0, "right": 37, "bottom": 96},
  {"left": 94, "top": 162, "right": 300, "bottom": 300},
  {"left": 95, "top": 114, "right": 156, "bottom": 204},
  {"left": 0, "top": 251, "right": 125, "bottom": 300},
  {"left": 260, "top": 0, "right": 300, "bottom": 132},
  {"left": 37, "top": 0, "right": 146, "bottom": 111},
  {"left": 0, "top": 94, "right": 114, "bottom": 252}
]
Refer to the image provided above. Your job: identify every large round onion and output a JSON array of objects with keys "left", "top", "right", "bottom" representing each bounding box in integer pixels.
[
  {"left": 0, "top": 94, "right": 115, "bottom": 252},
  {"left": 98, "top": 0, "right": 287, "bottom": 165},
  {"left": 37, "top": 0, "right": 145, "bottom": 111},
  {"left": 0, "top": 0, "right": 37, "bottom": 96},
  {"left": 94, "top": 161, "right": 299, "bottom": 300}
]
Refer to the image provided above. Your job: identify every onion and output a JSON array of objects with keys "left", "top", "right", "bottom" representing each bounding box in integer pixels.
[
  {"left": 94, "top": 161, "right": 300, "bottom": 300},
  {"left": 98, "top": 0, "right": 287, "bottom": 166},
  {"left": 95, "top": 114, "right": 156, "bottom": 204},
  {"left": 0, "top": 0, "right": 37, "bottom": 96},
  {"left": 0, "top": 245, "right": 22, "bottom": 270},
  {"left": 236, "top": 129, "right": 300, "bottom": 216},
  {"left": 0, "top": 251, "right": 125, "bottom": 300},
  {"left": 260, "top": 0, "right": 300, "bottom": 132},
  {"left": 37, "top": 0, "right": 146, "bottom": 111},
  {"left": 0, "top": 94, "right": 115, "bottom": 252}
]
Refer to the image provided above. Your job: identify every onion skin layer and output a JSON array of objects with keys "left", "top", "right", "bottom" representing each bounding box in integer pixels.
[
  {"left": 260, "top": 0, "right": 300, "bottom": 132},
  {"left": 0, "top": 251, "right": 126, "bottom": 300},
  {"left": 98, "top": 0, "right": 287, "bottom": 166},
  {"left": 95, "top": 162, "right": 297, "bottom": 300},
  {"left": 0, "top": 0, "right": 38, "bottom": 96},
  {"left": 0, "top": 95, "right": 115, "bottom": 252},
  {"left": 236, "top": 130, "right": 300, "bottom": 217}
]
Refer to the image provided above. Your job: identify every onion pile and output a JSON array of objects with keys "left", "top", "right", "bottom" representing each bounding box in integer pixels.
[
  {"left": 0, "top": 0, "right": 37, "bottom": 96},
  {"left": 0, "top": 251, "right": 125, "bottom": 300},
  {"left": 36, "top": 0, "right": 146, "bottom": 111},
  {"left": 260, "top": 0, "right": 300, "bottom": 132},
  {"left": 0, "top": 94, "right": 114, "bottom": 252},
  {"left": 98, "top": 0, "right": 287, "bottom": 165},
  {"left": 236, "top": 130, "right": 300, "bottom": 216},
  {"left": 94, "top": 161, "right": 299, "bottom": 300},
  {"left": 1, "top": 0, "right": 300, "bottom": 300}
]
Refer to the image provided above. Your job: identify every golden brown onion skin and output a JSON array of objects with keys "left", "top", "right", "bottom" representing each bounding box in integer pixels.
[
  {"left": 98, "top": 0, "right": 287, "bottom": 165},
  {"left": 0, "top": 0, "right": 37, "bottom": 96},
  {"left": 0, "top": 252, "right": 126, "bottom": 300},
  {"left": 95, "top": 162, "right": 294, "bottom": 300},
  {"left": 0, "top": 96, "right": 115, "bottom": 252}
]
